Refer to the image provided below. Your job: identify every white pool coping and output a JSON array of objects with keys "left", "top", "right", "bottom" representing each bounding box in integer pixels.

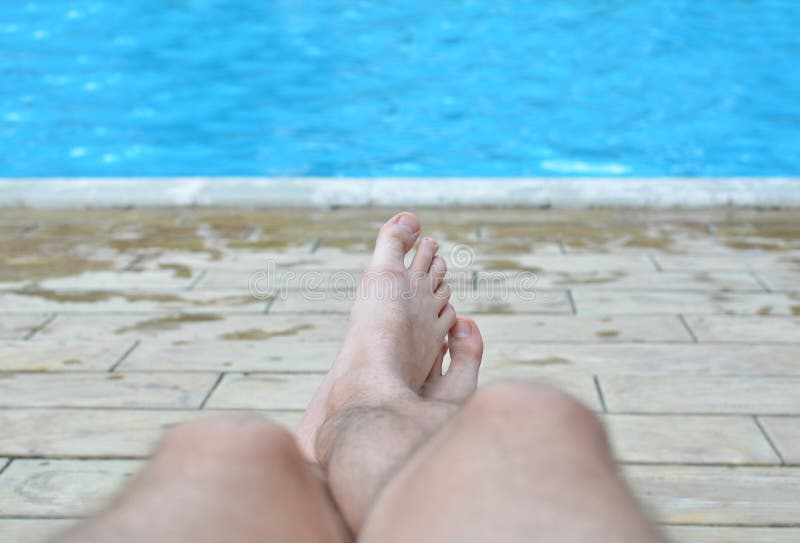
[{"left": 1, "top": 178, "right": 799, "bottom": 207}]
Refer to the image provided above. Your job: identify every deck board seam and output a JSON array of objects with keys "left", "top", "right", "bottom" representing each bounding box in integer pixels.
[{"left": 754, "top": 416, "right": 787, "bottom": 465}]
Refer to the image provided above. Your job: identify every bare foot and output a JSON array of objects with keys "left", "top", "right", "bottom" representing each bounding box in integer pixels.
[
  {"left": 296, "top": 211, "right": 455, "bottom": 460},
  {"left": 295, "top": 211, "right": 484, "bottom": 531}
]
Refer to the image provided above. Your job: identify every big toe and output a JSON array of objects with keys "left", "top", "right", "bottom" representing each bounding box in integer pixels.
[
  {"left": 370, "top": 212, "right": 421, "bottom": 270},
  {"left": 425, "top": 318, "right": 483, "bottom": 403}
]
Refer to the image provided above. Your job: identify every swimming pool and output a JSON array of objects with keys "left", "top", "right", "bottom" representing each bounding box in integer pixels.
[{"left": 2, "top": 1, "right": 799, "bottom": 177}]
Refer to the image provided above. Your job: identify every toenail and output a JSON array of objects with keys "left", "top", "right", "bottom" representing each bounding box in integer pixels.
[
  {"left": 452, "top": 320, "right": 472, "bottom": 338},
  {"left": 397, "top": 214, "right": 418, "bottom": 234}
]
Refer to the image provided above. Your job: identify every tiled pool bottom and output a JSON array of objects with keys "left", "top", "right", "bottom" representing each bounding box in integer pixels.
[{"left": 0, "top": 206, "right": 799, "bottom": 543}]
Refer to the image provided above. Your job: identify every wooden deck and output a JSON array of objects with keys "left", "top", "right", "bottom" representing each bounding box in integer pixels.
[{"left": 0, "top": 206, "right": 799, "bottom": 542}]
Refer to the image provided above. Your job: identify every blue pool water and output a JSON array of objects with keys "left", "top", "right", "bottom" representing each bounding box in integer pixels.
[{"left": 2, "top": 1, "right": 800, "bottom": 177}]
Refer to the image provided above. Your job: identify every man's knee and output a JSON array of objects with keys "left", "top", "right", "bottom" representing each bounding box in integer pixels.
[
  {"left": 463, "top": 381, "right": 609, "bottom": 450},
  {"left": 157, "top": 414, "right": 303, "bottom": 470}
]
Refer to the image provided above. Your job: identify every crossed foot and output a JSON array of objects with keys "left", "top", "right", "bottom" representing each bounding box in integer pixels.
[{"left": 295, "top": 212, "right": 484, "bottom": 532}]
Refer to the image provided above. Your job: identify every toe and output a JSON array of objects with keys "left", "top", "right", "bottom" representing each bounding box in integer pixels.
[
  {"left": 370, "top": 212, "right": 421, "bottom": 270},
  {"left": 437, "top": 303, "right": 457, "bottom": 336},
  {"left": 429, "top": 255, "right": 448, "bottom": 288},
  {"left": 410, "top": 237, "right": 439, "bottom": 274},
  {"left": 434, "top": 282, "right": 452, "bottom": 310},
  {"left": 448, "top": 318, "right": 483, "bottom": 375},
  {"left": 426, "top": 318, "right": 483, "bottom": 403},
  {"left": 425, "top": 341, "right": 448, "bottom": 384}
]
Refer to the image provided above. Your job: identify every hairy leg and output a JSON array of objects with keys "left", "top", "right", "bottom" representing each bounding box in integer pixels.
[
  {"left": 294, "top": 211, "right": 483, "bottom": 532},
  {"left": 54, "top": 415, "right": 348, "bottom": 543},
  {"left": 315, "top": 318, "right": 483, "bottom": 531},
  {"left": 360, "top": 382, "right": 666, "bottom": 543}
]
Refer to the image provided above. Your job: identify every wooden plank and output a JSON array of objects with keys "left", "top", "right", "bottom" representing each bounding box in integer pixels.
[
  {"left": 454, "top": 289, "right": 571, "bottom": 314},
  {"left": 0, "top": 409, "right": 302, "bottom": 457},
  {"left": 0, "top": 459, "right": 141, "bottom": 517},
  {"left": 0, "top": 315, "right": 51, "bottom": 340},
  {"left": 653, "top": 253, "right": 800, "bottom": 273},
  {"left": 685, "top": 316, "right": 800, "bottom": 343},
  {"left": 119, "top": 339, "right": 338, "bottom": 372},
  {"left": 0, "top": 519, "right": 77, "bottom": 543},
  {"left": 474, "top": 315, "right": 692, "bottom": 342},
  {"left": 438, "top": 207, "right": 621, "bottom": 224},
  {"left": 36, "top": 270, "right": 199, "bottom": 290},
  {"left": 0, "top": 339, "right": 136, "bottom": 372},
  {"left": 601, "top": 375, "right": 800, "bottom": 415},
  {"left": 433, "top": 238, "right": 564, "bottom": 255},
  {"left": 0, "top": 290, "right": 267, "bottom": 314},
  {"left": 478, "top": 270, "right": 764, "bottom": 291},
  {"left": 36, "top": 313, "right": 346, "bottom": 342},
  {"left": 194, "top": 269, "right": 360, "bottom": 291},
  {"left": 482, "top": 342, "right": 800, "bottom": 376},
  {"left": 755, "top": 271, "right": 800, "bottom": 292},
  {"left": 204, "top": 372, "right": 322, "bottom": 410},
  {"left": 148, "top": 249, "right": 370, "bottom": 272},
  {"left": 624, "top": 465, "right": 800, "bottom": 525},
  {"left": 0, "top": 373, "right": 218, "bottom": 409},
  {"left": 604, "top": 414, "right": 780, "bottom": 464},
  {"left": 473, "top": 253, "right": 656, "bottom": 273},
  {"left": 666, "top": 526, "right": 800, "bottom": 543},
  {"left": 572, "top": 290, "right": 799, "bottom": 316},
  {"left": 758, "top": 417, "right": 800, "bottom": 464}
]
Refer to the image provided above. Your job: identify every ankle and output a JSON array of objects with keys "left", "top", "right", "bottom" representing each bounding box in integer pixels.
[
  {"left": 326, "top": 368, "right": 415, "bottom": 415},
  {"left": 315, "top": 381, "right": 422, "bottom": 467},
  {"left": 313, "top": 401, "right": 428, "bottom": 533}
]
